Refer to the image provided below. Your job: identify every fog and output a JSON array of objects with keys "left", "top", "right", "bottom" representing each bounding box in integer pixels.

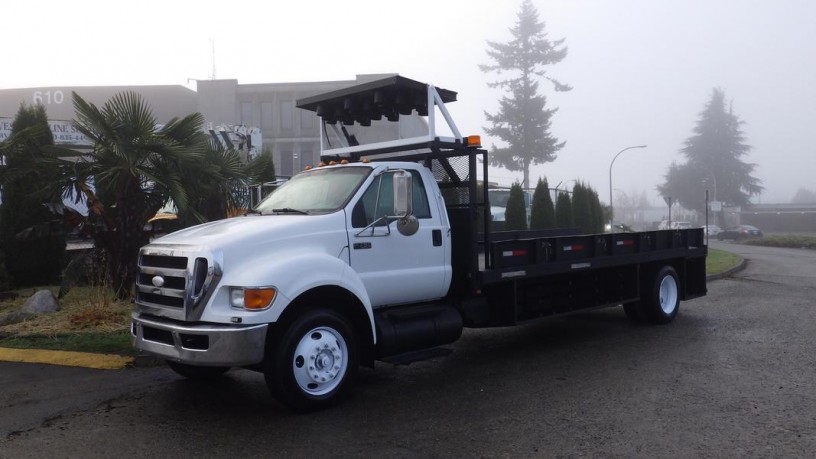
[{"left": 3, "top": 0, "right": 814, "bottom": 204}]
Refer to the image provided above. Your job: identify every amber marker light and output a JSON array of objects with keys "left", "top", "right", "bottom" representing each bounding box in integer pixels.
[
  {"left": 340, "top": 159, "right": 349, "bottom": 164},
  {"left": 244, "top": 288, "right": 276, "bottom": 310},
  {"left": 231, "top": 287, "right": 276, "bottom": 310},
  {"left": 466, "top": 135, "right": 482, "bottom": 147}
]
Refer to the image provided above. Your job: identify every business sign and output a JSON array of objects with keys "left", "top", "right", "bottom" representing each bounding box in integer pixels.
[{"left": 0, "top": 118, "right": 90, "bottom": 146}]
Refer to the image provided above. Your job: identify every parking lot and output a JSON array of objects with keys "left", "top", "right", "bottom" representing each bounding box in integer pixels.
[{"left": 2, "top": 242, "right": 815, "bottom": 457}]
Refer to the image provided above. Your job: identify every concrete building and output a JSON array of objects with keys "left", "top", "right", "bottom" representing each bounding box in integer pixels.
[{"left": 0, "top": 74, "right": 427, "bottom": 176}]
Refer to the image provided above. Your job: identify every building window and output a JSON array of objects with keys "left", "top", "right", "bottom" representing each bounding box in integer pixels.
[
  {"left": 279, "top": 149, "right": 293, "bottom": 177},
  {"left": 241, "top": 102, "right": 253, "bottom": 125},
  {"left": 300, "top": 108, "right": 314, "bottom": 132},
  {"left": 261, "top": 102, "right": 273, "bottom": 130},
  {"left": 281, "top": 101, "right": 293, "bottom": 130}
]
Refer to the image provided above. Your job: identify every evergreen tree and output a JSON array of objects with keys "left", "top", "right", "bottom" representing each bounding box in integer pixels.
[
  {"left": 530, "top": 177, "right": 555, "bottom": 229},
  {"left": 555, "top": 191, "right": 573, "bottom": 228},
  {"left": 504, "top": 182, "right": 528, "bottom": 230},
  {"left": 589, "top": 188, "right": 604, "bottom": 233},
  {"left": 572, "top": 182, "right": 593, "bottom": 233},
  {"left": 480, "top": 0, "right": 570, "bottom": 189},
  {"left": 0, "top": 103, "right": 66, "bottom": 286},
  {"left": 791, "top": 187, "right": 816, "bottom": 204},
  {"left": 658, "top": 88, "right": 762, "bottom": 213}
]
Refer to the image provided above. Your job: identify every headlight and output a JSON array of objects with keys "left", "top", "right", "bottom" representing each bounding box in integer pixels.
[{"left": 230, "top": 287, "right": 277, "bottom": 310}]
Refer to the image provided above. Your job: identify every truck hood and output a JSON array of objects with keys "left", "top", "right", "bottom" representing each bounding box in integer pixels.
[{"left": 148, "top": 212, "right": 347, "bottom": 252}]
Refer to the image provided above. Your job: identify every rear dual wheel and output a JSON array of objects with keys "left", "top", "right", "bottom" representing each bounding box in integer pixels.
[{"left": 625, "top": 266, "right": 680, "bottom": 325}]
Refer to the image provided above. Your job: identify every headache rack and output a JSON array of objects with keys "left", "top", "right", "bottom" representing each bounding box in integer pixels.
[{"left": 297, "top": 75, "right": 492, "bottom": 292}]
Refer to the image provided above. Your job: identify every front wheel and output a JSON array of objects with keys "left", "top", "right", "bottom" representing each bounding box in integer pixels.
[{"left": 265, "top": 309, "right": 359, "bottom": 412}]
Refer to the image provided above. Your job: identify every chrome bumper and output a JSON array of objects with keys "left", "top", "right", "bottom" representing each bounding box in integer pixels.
[{"left": 131, "top": 313, "right": 268, "bottom": 367}]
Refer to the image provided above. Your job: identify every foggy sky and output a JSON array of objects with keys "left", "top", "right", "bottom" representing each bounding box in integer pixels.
[{"left": 3, "top": 0, "right": 814, "bottom": 205}]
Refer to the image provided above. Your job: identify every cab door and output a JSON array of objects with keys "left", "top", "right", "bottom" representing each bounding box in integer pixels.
[{"left": 346, "top": 168, "right": 450, "bottom": 307}]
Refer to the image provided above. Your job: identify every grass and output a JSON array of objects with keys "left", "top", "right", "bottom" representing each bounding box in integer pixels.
[
  {"left": 1, "top": 248, "right": 747, "bottom": 355},
  {"left": 741, "top": 233, "right": 816, "bottom": 250},
  {"left": 0, "top": 330, "right": 133, "bottom": 355},
  {"left": 0, "top": 285, "right": 134, "bottom": 355},
  {"left": 706, "top": 248, "right": 742, "bottom": 275}
]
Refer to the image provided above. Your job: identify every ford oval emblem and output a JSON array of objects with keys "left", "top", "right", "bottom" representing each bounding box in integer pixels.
[{"left": 152, "top": 276, "right": 165, "bottom": 287}]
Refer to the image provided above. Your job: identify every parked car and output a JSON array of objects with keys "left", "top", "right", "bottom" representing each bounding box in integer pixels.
[
  {"left": 703, "top": 225, "right": 722, "bottom": 236},
  {"left": 717, "top": 224, "right": 763, "bottom": 241},
  {"left": 671, "top": 221, "right": 693, "bottom": 229}
]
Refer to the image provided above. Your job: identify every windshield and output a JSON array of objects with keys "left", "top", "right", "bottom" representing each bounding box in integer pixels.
[
  {"left": 488, "top": 189, "right": 532, "bottom": 207},
  {"left": 488, "top": 190, "right": 510, "bottom": 207},
  {"left": 255, "top": 166, "right": 372, "bottom": 214}
]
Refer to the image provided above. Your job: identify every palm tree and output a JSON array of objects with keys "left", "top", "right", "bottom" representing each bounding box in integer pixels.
[{"left": 50, "top": 91, "right": 210, "bottom": 299}]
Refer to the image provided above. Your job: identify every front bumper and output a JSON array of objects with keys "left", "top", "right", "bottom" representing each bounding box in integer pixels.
[{"left": 131, "top": 313, "right": 268, "bottom": 367}]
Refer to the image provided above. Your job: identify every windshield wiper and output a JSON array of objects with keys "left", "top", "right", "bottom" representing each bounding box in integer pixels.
[
  {"left": 271, "top": 208, "right": 310, "bottom": 215},
  {"left": 244, "top": 209, "right": 262, "bottom": 215}
]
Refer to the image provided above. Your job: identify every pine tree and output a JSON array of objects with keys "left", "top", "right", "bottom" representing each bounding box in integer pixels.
[
  {"left": 590, "top": 188, "right": 604, "bottom": 233},
  {"left": 530, "top": 178, "right": 555, "bottom": 229},
  {"left": 0, "top": 103, "right": 66, "bottom": 286},
  {"left": 572, "top": 182, "right": 593, "bottom": 233},
  {"left": 555, "top": 192, "right": 573, "bottom": 229},
  {"left": 481, "top": 0, "right": 570, "bottom": 189},
  {"left": 505, "top": 182, "right": 528, "bottom": 230},
  {"left": 658, "top": 88, "right": 762, "bottom": 213}
]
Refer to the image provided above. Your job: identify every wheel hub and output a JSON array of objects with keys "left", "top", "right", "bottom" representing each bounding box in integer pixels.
[
  {"left": 308, "top": 343, "right": 342, "bottom": 382},
  {"left": 292, "top": 326, "right": 348, "bottom": 395}
]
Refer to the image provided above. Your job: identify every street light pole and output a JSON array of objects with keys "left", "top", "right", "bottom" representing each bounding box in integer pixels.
[{"left": 608, "top": 145, "right": 647, "bottom": 228}]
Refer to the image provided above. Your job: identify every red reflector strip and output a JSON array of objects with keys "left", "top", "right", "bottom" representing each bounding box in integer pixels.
[
  {"left": 502, "top": 250, "right": 528, "bottom": 257},
  {"left": 564, "top": 244, "right": 585, "bottom": 252},
  {"left": 616, "top": 240, "right": 634, "bottom": 246}
]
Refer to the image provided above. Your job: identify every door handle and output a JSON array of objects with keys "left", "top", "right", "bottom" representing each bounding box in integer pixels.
[{"left": 432, "top": 229, "right": 442, "bottom": 246}]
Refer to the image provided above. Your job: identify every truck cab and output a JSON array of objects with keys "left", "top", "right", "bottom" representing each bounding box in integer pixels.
[{"left": 132, "top": 76, "right": 474, "bottom": 410}]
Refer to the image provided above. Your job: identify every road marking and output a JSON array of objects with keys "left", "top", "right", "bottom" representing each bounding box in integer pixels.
[{"left": 0, "top": 347, "right": 133, "bottom": 370}]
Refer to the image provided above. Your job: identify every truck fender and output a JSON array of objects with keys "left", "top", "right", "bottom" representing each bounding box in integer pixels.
[{"left": 228, "top": 251, "right": 376, "bottom": 345}]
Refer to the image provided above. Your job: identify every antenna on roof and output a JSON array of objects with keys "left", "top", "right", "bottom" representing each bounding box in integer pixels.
[{"left": 209, "top": 38, "right": 216, "bottom": 80}]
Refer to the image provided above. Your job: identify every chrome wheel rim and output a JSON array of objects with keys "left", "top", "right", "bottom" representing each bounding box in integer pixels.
[
  {"left": 659, "top": 275, "right": 679, "bottom": 314},
  {"left": 292, "top": 326, "right": 348, "bottom": 396}
]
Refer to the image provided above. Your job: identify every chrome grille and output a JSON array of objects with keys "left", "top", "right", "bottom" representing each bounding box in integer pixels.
[{"left": 135, "top": 246, "right": 220, "bottom": 321}]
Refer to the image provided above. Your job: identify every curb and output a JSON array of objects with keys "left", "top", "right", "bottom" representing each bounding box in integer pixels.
[
  {"left": 706, "top": 257, "right": 747, "bottom": 281},
  {"left": 0, "top": 347, "right": 133, "bottom": 370}
]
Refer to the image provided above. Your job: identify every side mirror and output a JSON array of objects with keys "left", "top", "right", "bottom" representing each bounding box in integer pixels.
[{"left": 392, "top": 171, "right": 413, "bottom": 218}]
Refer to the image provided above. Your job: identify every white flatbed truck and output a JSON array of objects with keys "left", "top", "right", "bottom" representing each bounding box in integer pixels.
[{"left": 132, "top": 75, "right": 707, "bottom": 411}]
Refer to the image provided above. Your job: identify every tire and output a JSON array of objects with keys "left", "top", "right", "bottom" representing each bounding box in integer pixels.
[
  {"left": 265, "top": 309, "right": 359, "bottom": 412},
  {"left": 641, "top": 266, "right": 680, "bottom": 324},
  {"left": 166, "top": 361, "right": 230, "bottom": 380}
]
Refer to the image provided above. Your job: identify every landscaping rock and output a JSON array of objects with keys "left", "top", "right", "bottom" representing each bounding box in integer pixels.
[{"left": 21, "top": 290, "right": 60, "bottom": 314}]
